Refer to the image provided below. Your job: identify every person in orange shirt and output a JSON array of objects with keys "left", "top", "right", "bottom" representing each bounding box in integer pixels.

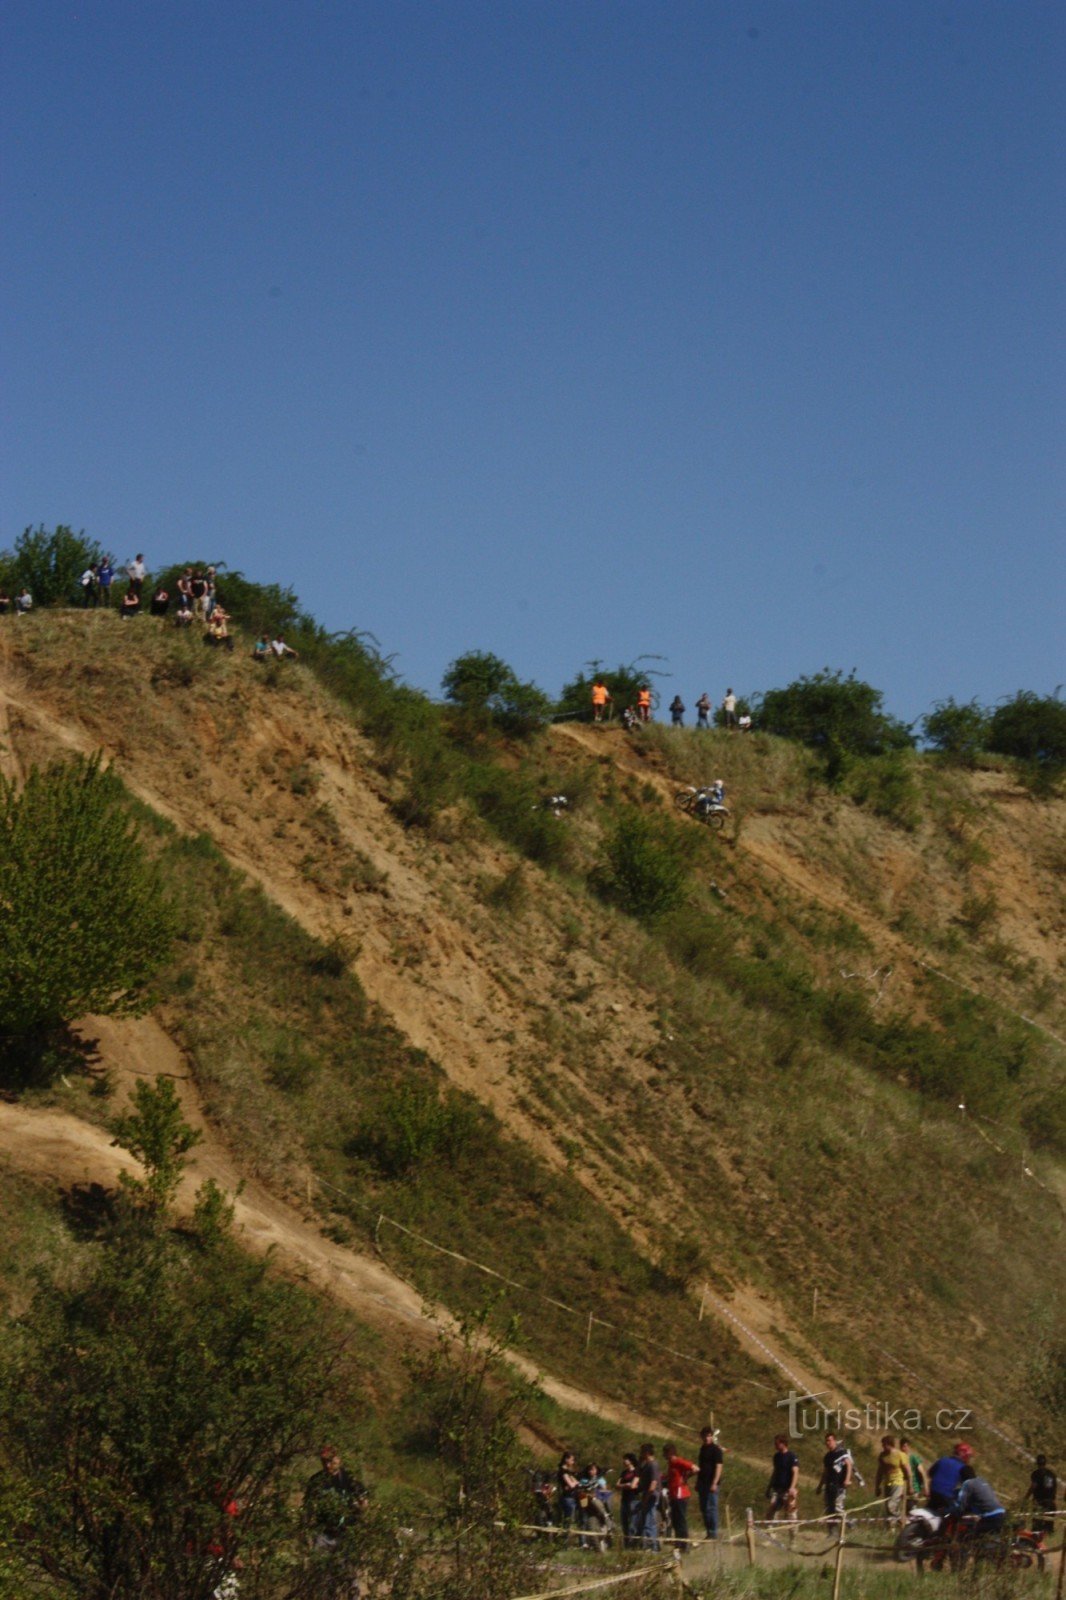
[
  {"left": 664, "top": 1443, "right": 696, "bottom": 1551},
  {"left": 591, "top": 680, "right": 611, "bottom": 722},
  {"left": 636, "top": 685, "right": 652, "bottom": 723}
]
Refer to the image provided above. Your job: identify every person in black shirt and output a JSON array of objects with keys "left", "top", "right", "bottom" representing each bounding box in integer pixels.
[
  {"left": 304, "top": 1445, "right": 367, "bottom": 1549},
  {"left": 817, "top": 1432, "right": 853, "bottom": 1519},
  {"left": 768, "top": 1434, "right": 799, "bottom": 1524},
  {"left": 1025, "top": 1455, "right": 1057, "bottom": 1536},
  {"left": 697, "top": 1425, "right": 723, "bottom": 1539}
]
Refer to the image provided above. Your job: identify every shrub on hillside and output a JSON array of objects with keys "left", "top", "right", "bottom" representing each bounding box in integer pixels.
[
  {"left": 442, "top": 650, "right": 553, "bottom": 739},
  {"left": 988, "top": 691, "right": 1066, "bottom": 793},
  {"left": 2, "top": 524, "right": 105, "bottom": 607},
  {"left": 591, "top": 810, "right": 688, "bottom": 923},
  {"left": 922, "top": 698, "right": 991, "bottom": 765},
  {"left": 0, "top": 755, "right": 175, "bottom": 1078},
  {"left": 756, "top": 669, "right": 913, "bottom": 782}
]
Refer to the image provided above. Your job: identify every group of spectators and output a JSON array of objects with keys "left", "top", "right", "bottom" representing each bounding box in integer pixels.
[
  {"left": 592, "top": 681, "right": 752, "bottom": 733},
  {"left": 538, "top": 1433, "right": 1058, "bottom": 1557},
  {"left": 0, "top": 554, "right": 301, "bottom": 663},
  {"left": 541, "top": 1430, "right": 724, "bottom": 1552}
]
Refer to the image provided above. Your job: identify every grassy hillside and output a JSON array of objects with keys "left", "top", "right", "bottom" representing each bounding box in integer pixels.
[{"left": 1, "top": 609, "right": 1063, "bottom": 1508}]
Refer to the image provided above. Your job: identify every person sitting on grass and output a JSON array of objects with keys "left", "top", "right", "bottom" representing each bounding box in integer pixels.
[
  {"left": 251, "top": 633, "right": 271, "bottom": 662},
  {"left": 270, "top": 633, "right": 299, "bottom": 660},
  {"left": 15, "top": 588, "right": 33, "bottom": 614},
  {"left": 119, "top": 588, "right": 141, "bottom": 619},
  {"left": 174, "top": 593, "right": 194, "bottom": 627},
  {"left": 204, "top": 608, "right": 234, "bottom": 651},
  {"left": 149, "top": 586, "right": 170, "bottom": 617}
]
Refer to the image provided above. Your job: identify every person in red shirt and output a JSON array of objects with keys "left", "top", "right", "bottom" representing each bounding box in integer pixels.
[{"left": 664, "top": 1443, "right": 696, "bottom": 1551}]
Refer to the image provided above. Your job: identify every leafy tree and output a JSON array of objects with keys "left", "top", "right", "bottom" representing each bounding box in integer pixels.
[
  {"left": 441, "top": 651, "right": 552, "bottom": 739},
  {"left": 0, "top": 755, "right": 175, "bottom": 1073},
  {"left": 591, "top": 809, "right": 688, "bottom": 923},
  {"left": 404, "top": 1303, "right": 543, "bottom": 1600},
  {"left": 988, "top": 691, "right": 1066, "bottom": 792},
  {"left": 4, "top": 524, "right": 105, "bottom": 607},
  {"left": 922, "top": 698, "right": 991, "bottom": 765},
  {"left": 0, "top": 1080, "right": 375, "bottom": 1600},
  {"left": 756, "top": 668, "right": 913, "bottom": 781},
  {"left": 557, "top": 656, "right": 670, "bottom": 721},
  {"left": 110, "top": 1077, "right": 202, "bottom": 1213}
]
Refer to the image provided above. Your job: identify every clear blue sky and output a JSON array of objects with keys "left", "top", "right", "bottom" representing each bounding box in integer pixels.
[{"left": 3, "top": 1, "right": 1063, "bottom": 721}]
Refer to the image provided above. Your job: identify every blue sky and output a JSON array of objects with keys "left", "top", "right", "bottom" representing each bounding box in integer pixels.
[{"left": 3, "top": 1, "right": 1062, "bottom": 721}]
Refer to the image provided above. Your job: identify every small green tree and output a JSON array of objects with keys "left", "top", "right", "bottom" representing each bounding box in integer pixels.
[
  {"left": 0, "top": 755, "right": 175, "bottom": 1073},
  {"left": 922, "top": 698, "right": 991, "bottom": 764},
  {"left": 442, "top": 651, "right": 552, "bottom": 739},
  {"left": 0, "top": 1082, "right": 377, "bottom": 1600},
  {"left": 5, "top": 524, "right": 105, "bottom": 606},
  {"left": 988, "top": 691, "right": 1066, "bottom": 793},
  {"left": 591, "top": 809, "right": 688, "bottom": 922},
  {"left": 756, "top": 668, "right": 913, "bottom": 782},
  {"left": 110, "top": 1077, "right": 202, "bottom": 1213}
]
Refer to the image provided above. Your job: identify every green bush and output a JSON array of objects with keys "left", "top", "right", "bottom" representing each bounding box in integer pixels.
[
  {"left": 845, "top": 751, "right": 921, "bottom": 828},
  {"left": 3, "top": 524, "right": 105, "bottom": 607},
  {"left": 756, "top": 669, "right": 913, "bottom": 782},
  {"left": 557, "top": 656, "right": 669, "bottom": 721},
  {"left": 442, "top": 650, "right": 553, "bottom": 739},
  {"left": 591, "top": 809, "right": 688, "bottom": 923},
  {"left": 0, "top": 755, "right": 175, "bottom": 1073},
  {"left": 988, "top": 691, "right": 1066, "bottom": 791},
  {"left": 922, "top": 698, "right": 991, "bottom": 764},
  {"left": 349, "top": 1083, "right": 488, "bottom": 1180}
]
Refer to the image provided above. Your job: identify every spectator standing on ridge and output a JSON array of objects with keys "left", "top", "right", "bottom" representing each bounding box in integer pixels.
[
  {"left": 591, "top": 679, "right": 611, "bottom": 723},
  {"left": 695, "top": 692, "right": 712, "bottom": 729},
  {"left": 190, "top": 569, "right": 208, "bottom": 617},
  {"left": 204, "top": 566, "right": 218, "bottom": 618},
  {"left": 817, "top": 1433, "right": 853, "bottom": 1520},
  {"left": 556, "top": 1451, "right": 579, "bottom": 1531},
  {"left": 97, "top": 556, "right": 115, "bottom": 606},
  {"left": 722, "top": 688, "right": 737, "bottom": 729},
  {"left": 15, "top": 588, "right": 33, "bottom": 614},
  {"left": 636, "top": 685, "right": 652, "bottom": 723},
  {"left": 126, "top": 554, "right": 146, "bottom": 597},
  {"left": 664, "top": 1443, "right": 695, "bottom": 1551},
  {"left": 80, "top": 564, "right": 99, "bottom": 608},
  {"left": 696, "top": 1425, "right": 723, "bottom": 1540},
  {"left": 669, "top": 695, "right": 685, "bottom": 727},
  {"left": 637, "top": 1443, "right": 661, "bottom": 1551},
  {"left": 767, "top": 1435, "right": 799, "bottom": 1525}
]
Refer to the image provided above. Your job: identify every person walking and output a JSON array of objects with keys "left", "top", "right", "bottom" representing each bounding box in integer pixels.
[
  {"left": 875, "top": 1435, "right": 910, "bottom": 1519},
  {"left": 767, "top": 1435, "right": 799, "bottom": 1525},
  {"left": 817, "top": 1433, "right": 853, "bottom": 1521},
  {"left": 695, "top": 692, "right": 712, "bottom": 729},
  {"left": 696, "top": 1426, "right": 723, "bottom": 1539}
]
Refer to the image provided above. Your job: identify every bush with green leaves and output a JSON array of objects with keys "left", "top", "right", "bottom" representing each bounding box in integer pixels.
[
  {"left": 922, "top": 697, "right": 991, "bottom": 765},
  {"left": 0, "top": 754, "right": 175, "bottom": 1070},
  {"left": 442, "top": 650, "right": 552, "bottom": 739},
  {"left": 591, "top": 809, "right": 688, "bottom": 923},
  {"left": 756, "top": 668, "right": 913, "bottom": 781},
  {"left": 988, "top": 690, "right": 1066, "bottom": 791},
  {"left": 0, "top": 1079, "right": 374, "bottom": 1600},
  {"left": 2, "top": 523, "right": 105, "bottom": 607}
]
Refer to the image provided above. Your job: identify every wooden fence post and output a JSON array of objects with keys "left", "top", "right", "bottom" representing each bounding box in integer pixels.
[
  {"left": 745, "top": 1508, "right": 756, "bottom": 1567},
  {"left": 1056, "top": 1521, "right": 1066, "bottom": 1600},
  {"left": 831, "top": 1511, "right": 847, "bottom": 1600}
]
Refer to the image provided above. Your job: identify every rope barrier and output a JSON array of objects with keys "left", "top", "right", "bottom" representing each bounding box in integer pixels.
[
  {"left": 507, "top": 1561, "right": 674, "bottom": 1600},
  {"left": 915, "top": 959, "right": 1066, "bottom": 1052}
]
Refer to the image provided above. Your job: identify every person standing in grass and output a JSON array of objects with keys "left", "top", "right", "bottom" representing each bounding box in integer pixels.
[
  {"left": 97, "top": 556, "right": 115, "bottom": 606},
  {"left": 767, "top": 1434, "right": 799, "bottom": 1524},
  {"left": 637, "top": 1443, "right": 661, "bottom": 1550},
  {"left": 900, "top": 1436, "right": 927, "bottom": 1506},
  {"left": 669, "top": 695, "right": 685, "bottom": 727},
  {"left": 695, "top": 692, "right": 712, "bottom": 729},
  {"left": 696, "top": 1426, "right": 723, "bottom": 1539},
  {"left": 591, "top": 679, "right": 611, "bottom": 722},
  {"left": 876, "top": 1434, "right": 910, "bottom": 1518},
  {"left": 664, "top": 1443, "right": 695, "bottom": 1550},
  {"left": 617, "top": 1452, "right": 641, "bottom": 1547},
  {"left": 722, "top": 688, "right": 737, "bottom": 729}
]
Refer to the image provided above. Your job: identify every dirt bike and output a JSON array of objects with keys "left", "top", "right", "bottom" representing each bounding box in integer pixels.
[
  {"left": 674, "top": 786, "right": 729, "bottom": 830},
  {"left": 897, "top": 1509, "right": 1046, "bottom": 1572}
]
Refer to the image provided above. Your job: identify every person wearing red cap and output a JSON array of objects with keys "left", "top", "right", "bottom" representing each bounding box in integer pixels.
[{"left": 926, "top": 1441, "right": 973, "bottom": 1513}]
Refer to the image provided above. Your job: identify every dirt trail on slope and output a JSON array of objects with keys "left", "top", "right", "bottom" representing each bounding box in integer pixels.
[{"left": 0, "top": 1013, "right": 710, "bottom": 1446}]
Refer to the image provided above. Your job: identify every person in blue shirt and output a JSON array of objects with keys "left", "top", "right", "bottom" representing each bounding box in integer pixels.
[{"left": 927, "top": 1442, "right": 971, "bottom": 1513}]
